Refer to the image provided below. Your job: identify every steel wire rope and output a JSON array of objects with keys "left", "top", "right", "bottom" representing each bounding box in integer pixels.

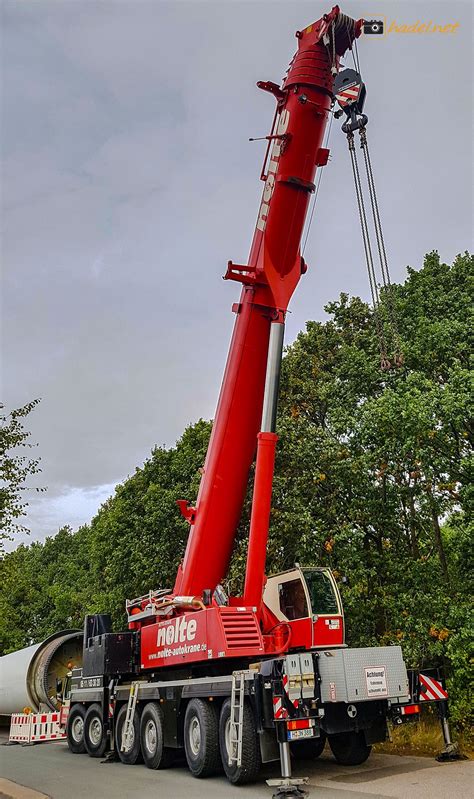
[
  {"left": 353, "top": 35, "right": 362, "bottom": 74},
  {"left": 346, "top": 132, "right": 389, "bottom": 365},
  {"left": 359, "top": 128, "right": 402, "bottom": 361},
  {"left": 302, "top": 112, "right": 334, "bottom": 256}
]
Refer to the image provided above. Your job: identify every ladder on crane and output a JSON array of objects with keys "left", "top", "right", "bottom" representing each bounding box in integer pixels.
[
  {"left": 228, "top": 671, "right": 247, "bottom": 767},
  {"left": 121, "top": 681, "right": 140, "bottom": 752}
]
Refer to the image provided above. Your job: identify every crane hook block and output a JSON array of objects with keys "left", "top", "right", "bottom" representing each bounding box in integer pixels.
[{"left": 334, "top": 68, "right": 368, "bottom": 133}]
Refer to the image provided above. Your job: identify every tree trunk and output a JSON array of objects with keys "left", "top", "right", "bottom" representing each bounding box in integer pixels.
[
  {"left": 408, "top": 492, "right": 421, "bottom": 559},
  {"left": 429, "top": 498, "right": 450, "bottom": 585}
]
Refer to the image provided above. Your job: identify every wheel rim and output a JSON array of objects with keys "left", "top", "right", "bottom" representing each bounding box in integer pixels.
[
  {"left": 71, "top": 716, "right": 84, "bottom": 743},
  {"left": 224, "top": 717, "right": 232, "bottom": 757},
  {"left": 89, "top": 717, "right": 103, "bottom": 747},
  {"left": 188, "top": 716, "right": 201, "bottom": 756},
  {"left": 145, "top": 719, "right": 157, "bottom": 754},
  {"left": 122, "top": 721, "right": 135, "bottom": 752}
]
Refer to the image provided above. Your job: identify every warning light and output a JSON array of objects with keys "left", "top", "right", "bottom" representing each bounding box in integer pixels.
[
  {"left": 400, "top": 704, "right": 420, "bottom": 715},
  {"left": 287, "top": 719, "right": 312, "bottom": 731}
]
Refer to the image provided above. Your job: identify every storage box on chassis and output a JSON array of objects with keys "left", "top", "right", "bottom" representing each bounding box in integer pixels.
[
  {"left": 317, "top": 646, "right": 410, "bottom": 704},
  {"left": 82, "top": 632, "right": 135, "bottom": 677}
]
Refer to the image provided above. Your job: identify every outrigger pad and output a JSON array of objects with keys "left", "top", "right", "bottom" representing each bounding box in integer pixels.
[
  {"left": 267, "top": 778, "right": 309, "bottom": 798},
  {"left": 436, "top": 744, "right": 466, "bottom": 762},
  {"left": 271, "top": 788, "right": 308, "bottom": 799},
  {"left": 100, "top": 751, "right": 119, "bottom": 764}
]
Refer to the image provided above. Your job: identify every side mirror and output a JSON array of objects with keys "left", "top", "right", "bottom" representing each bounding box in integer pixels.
[{"left": 55, "top": 678, "right": 63, "bottom": 697}]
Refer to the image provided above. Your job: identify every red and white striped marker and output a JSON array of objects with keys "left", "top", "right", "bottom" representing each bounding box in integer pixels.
[
  {"left": 419, "top": 673, "right": 448, "bottom": 701},
  {"left": 336, "top": 84, "right": 361, "bottom": 107},
  {"left": 273, "top": 696, "right": 288, "bottom": 720}
]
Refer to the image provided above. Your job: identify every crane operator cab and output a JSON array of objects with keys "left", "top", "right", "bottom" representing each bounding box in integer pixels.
[{"left": 263, "top": 566, "right": 344, "bottom": 648}]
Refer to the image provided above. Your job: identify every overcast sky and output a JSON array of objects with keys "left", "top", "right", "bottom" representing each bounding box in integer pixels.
[{"left": 2, "top": 0, "right": 472, "bottom": 549}]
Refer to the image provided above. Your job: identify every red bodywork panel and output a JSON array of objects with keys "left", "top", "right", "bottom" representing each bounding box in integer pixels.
[
  {"left": 140, "top": 607, "right": 265, "bottom": 669},
  {"left": 284, "top": 615, "right": 344, "bottom": 649},
  {"left": 139, "top": 605, "right": 344, "bottom": 667},
  {"left": 313, "top": 614, "right": 344, "bottom": 646},
  {"left": 173, "top": 7, "right": 362, "bottom": 602}
]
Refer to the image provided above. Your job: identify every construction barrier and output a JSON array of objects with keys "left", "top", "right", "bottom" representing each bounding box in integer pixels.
[
  {"left": 9, "top": 712, "right": 66, "bottom": 743},
  {"left": 9, "top": 714, "right": 32, "bottom": 743}
]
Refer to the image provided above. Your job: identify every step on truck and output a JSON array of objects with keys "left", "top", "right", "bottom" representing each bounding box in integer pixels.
[{"left": 65, "top": 6, "right": 457, "bottom": 795}]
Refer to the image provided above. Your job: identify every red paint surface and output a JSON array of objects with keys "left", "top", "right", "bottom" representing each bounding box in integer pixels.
[
  {"left": 140, "top": 607, "right": 265, "bottom": 669},
  {"left": 243, "top": 431, "right": 279, "bottom": 607},
  {"left": 312, "top": 615, "right": 344, "bottom": 647}
]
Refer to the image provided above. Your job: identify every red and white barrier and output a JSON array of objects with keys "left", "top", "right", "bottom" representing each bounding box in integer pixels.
[
  {"left": 9, "top": 712, "right": 67, "bottom": 743},
  {"left": 9, "top": 714, "right": 32, "bottom": 743}
]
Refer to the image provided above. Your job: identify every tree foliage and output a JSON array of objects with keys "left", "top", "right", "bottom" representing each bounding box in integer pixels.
[
  {"left": 0, "top": 399, "right": 43, "bottom": 547},
  {"left": 0, "top": 253, "right": 472, "bottom": 724}
]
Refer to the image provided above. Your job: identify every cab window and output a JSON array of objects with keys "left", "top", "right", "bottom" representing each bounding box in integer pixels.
[
  {"left": 64, "top": 675, "right": 72, "bottom": 700},
  {"left": 279, "top": 579, "right": 309, "bottom": 620},
  {"left": 304, "top": 570, "right": 339, "bottom": 614}
]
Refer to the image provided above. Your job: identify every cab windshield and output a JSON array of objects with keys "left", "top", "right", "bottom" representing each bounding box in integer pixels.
[{"left": 303, "top": 570, "right": 339, "bottom": 615}]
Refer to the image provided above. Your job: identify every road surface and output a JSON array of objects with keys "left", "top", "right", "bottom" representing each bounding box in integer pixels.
[{"left": 0, "top": 738, "right": 471, "bottom": 799}]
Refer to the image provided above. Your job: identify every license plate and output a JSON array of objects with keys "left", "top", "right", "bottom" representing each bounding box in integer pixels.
[{"left": 288, "top": 728, "right": 315, "bottom": 741}]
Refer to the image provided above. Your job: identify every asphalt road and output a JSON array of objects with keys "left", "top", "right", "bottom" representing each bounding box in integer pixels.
[{"left": 0, "top": 738, "right": 472, "bottom": 799}]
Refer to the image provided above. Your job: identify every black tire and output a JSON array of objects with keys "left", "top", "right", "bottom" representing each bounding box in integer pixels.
[
  {"left": 290, "top": 732, "right": 326, "bottom": 760},
  {"left": 115, "top": 703, "right": 143, "bottom": 765},
  {"left": 219, "top": 698, "right": 261, "bottom": 785},
  {"left": 328, "top": 731, "right": 372, "bottom": 766},
  {"left": 183, "top": 699, "right": 221, "bottom": 777},
  {"left": 66, "top": 704, "right": 86, "bottom": 754},
  {"left": 140, "top": 702, "right": 174, "bottom": 770},
  {"left": 84, "top": 703, "right": 108, "bottom": 758}
]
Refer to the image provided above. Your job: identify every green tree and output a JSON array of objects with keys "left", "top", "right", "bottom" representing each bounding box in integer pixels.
[
  {"left": 0, "top": 399, "right": 44, "bottom": 547},
  {"left": 0, "top": 253, "right": 472, "bottom": 726}
]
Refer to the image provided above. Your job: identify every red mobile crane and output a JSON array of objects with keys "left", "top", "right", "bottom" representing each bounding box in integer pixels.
[{"left": 64, "top": 6, "right": 456, "bottom": 793}]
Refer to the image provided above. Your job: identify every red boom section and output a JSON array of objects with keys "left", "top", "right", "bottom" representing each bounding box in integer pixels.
[{"left": 174, "top": 7, "right": 362, "bottom": 598}]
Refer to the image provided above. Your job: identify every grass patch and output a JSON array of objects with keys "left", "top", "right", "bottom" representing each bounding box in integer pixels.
[{"left": 375, "top": 718, "right": 473, "bottom": 759}]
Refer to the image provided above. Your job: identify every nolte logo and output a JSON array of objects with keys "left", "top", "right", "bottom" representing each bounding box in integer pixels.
[
  {"left": 157, "top": 617, "right": 197, "bottom": 647},
  {"left": 256, "top": 109, "right": 290, "bottom": 232}
]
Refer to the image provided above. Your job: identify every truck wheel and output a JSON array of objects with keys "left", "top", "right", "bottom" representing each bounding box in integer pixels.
[
  {"left": 84, "top": 703, "right": 108, "bottom": 758},
  {"left": 184, "top": 699, "right": 220, "bottom": 777},
  {"left": 219, "top": 698, "right": 261, "bottom": 785},
  {"left": 116, "top": 704, "right": 143, "bottom": 765},
  {"left": 67, "top": 704, "right": 86, "bottom": 754},
  {"left": 140, "top": 702, "right": 174, "bottom": 769},
  {"left": 328, "top": 731, "right": 371, "bottom": 766},
  {"left": 290, "top": 733, "right": 326, "bottom": 760}
]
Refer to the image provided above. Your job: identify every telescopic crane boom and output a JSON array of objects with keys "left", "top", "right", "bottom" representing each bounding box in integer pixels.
[
  {"left": 125, "top": 6, "right": 365, "bottom": 668},
  {"left": 174, "top": 6, "right": 363, "bottom": 601}
]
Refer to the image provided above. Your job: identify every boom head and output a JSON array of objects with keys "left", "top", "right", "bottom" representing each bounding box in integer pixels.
[{"left": 225, "top": 6, "right": 363, "bottom": 313}]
